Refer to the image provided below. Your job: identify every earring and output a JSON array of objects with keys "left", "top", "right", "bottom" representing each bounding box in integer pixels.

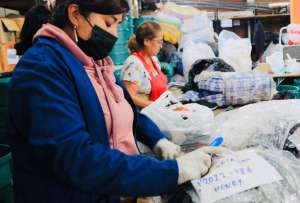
[{"left": 73, "top": 25, "right": 78, "bottom": 42}]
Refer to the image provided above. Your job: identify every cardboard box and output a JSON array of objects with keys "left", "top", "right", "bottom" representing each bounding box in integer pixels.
[
  {"left": 0, "top": 17, "right": 20, "bottom": 44},
  {"left": 10, "top": 16, "right": 24, "bottom": 28},
  {"left": 0, "top": 43, "right": 19, "bottom": 73},
  {"left": 9, "top": 16, "right": 24, "bottom": 42}
]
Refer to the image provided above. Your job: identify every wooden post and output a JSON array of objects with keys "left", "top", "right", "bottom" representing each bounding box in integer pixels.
[{"left": 291, "top": 0, "right": 300, "bottom": 24}]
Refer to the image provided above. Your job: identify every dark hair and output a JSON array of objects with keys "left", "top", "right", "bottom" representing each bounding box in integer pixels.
[
  {"left": 15, "top": 0, "right": 129, "bottom": 55},
  {"left": 15, "top": 4, "right": 52, "bottom": 55},
  {"left": 53, "top": 0, "right": 129, "bottom": 28},
  {"left": 128, "top": 22, "right": 162, "bottom": 52}
]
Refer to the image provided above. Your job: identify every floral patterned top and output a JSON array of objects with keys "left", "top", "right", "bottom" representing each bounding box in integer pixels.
[{"left": 121, "top": 54, "right": 161, "bottom": 99}]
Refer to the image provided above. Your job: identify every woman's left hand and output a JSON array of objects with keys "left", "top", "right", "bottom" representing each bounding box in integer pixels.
[{"left": 153, "top": 138, "right": 181, "bottom": 160}]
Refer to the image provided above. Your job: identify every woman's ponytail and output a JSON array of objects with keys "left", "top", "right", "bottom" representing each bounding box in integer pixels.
[{"left": 127, "top": 35, "right": 140, "bottom": 53}]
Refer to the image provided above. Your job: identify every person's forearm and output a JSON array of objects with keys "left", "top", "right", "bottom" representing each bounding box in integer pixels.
[
  {"left": 131, "top": 95, "right": 152, "bottom": 108},
  {"left": 122, "top": 80, "right": 152, "bottom": 108}
]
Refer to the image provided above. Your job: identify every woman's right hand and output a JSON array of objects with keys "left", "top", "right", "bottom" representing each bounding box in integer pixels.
[{"left": 176, "top": 147, "right": 225, "bottom": 185}]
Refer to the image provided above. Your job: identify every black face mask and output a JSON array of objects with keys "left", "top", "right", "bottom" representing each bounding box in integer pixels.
[{"left": 77, "top": 23, "right": 118, "bottom": 60}]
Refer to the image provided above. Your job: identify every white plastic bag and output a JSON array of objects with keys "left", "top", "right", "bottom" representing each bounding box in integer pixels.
[
  {"left": 181, "top": 13, "right": 213, "bottom": 34},
  {"left": 266, "top": 51, "right": 285, "bottom": 73},
  {"left": 287, "top": 24, "right": 300, "bottom": 45},
  {"left": 180, "top": 29, "right": 215, "bottom": 49},
  {"left": 141, "top": 91, "right": 214, "bottom": 147},
  {"left": 218, "top": 30, "right": 252, "bottom": 72},
  {"left": 182, "top": 42, "right": 215, "bottom": 81},
  {"left": 155, "top": 12, "right": 182, "bottom": 28},
  {"left": 261, "top": 42, "right": 282, "bottom": 63},
  {"left": 180, "top": 13, "right": 215, "bottom": 49},
  {"left": 160, "top": 2, "right": 203, "bottom": 21},
  {"left": 286, "top": 58, "right": 300, "bottom": 73}
]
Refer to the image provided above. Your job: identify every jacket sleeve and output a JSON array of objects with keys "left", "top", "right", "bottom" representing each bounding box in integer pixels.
[
  {"left": 9, "top": 46, "right": 178, "bottom": 197},
  {"left": 135, "top": 113, "right": 166, "bottom": 149},
  {"left": 117, "top": 79, "right": 166, "bottom": 149}
]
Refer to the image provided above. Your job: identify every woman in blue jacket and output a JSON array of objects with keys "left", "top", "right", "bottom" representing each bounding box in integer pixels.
[{"left": 8, "top": 0, "right": 223, "bottom": 202}]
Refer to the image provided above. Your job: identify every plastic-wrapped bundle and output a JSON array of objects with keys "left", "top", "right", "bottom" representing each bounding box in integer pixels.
[
  {"left": 166, "top": 148, "right": 300, "bottom": 203},
  {"left": 210, "top": 100, "right": 300, "bottom": 151},
  {"left": 192, "top": 71, "right": 275, "bottom": 107}
]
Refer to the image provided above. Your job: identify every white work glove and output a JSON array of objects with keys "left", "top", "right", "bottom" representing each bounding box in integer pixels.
[
  {"left": 176, "top": 146, "right": 225, "bottom": 185},
  {"left": 153, "top": 138, "right": 181, "bottom": 160}
]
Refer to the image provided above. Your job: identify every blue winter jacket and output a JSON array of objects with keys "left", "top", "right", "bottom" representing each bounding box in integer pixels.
[{"left": 8, "top": 37, "right": 178, "bottom": 203}]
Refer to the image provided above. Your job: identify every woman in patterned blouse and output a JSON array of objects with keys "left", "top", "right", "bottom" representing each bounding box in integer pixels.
[{"left": 121, "top": 22, "right": 168, "bottom": 108}]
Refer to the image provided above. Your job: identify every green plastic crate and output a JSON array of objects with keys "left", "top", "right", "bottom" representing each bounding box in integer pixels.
[
  {"left": 114, "top": 69, "right": 122, "bottom": 82},
  {"left": 0, "top": 106, "right": 8, "bottom": 121},
  {"left": 277, "top": 85, "right": 299, "bottom": 95},
  {"left": 111, "top": 42, "right": 129, "bottom": 54},
  {"left": 0, "top": 186, "right": 14, "bottom": 203},
  {"left": 294, "top": 92, "right": 300, "bottom": 99},
  {"left": 119, "top": 20, "right": 133, "bottom": 31},
  {"left": 0, "top": 105, "right": 8, "bottom": 145},
  {"left": 0, "top": 128, "right": 8, "bottom": 145},
  {"left": 0, "top": 77, "right": 11, "bottom": 107},
  {"left": 0, "top": 145, "right": 13, "bottom": 203},
  {"left": 160, "top": 62, "right": 174, "bottom": 81},
  {"left": 294, "top": 79, "right": 300, "bottom": 88},
  {"left": 0, "top": 145, "right": 12, "bottom": 189},
  {"left": 133, "top": 16, "right": 158, "bottom": 32},
  {"left": 110, "top": 52, "right": 129, "bottom": 65},
  {"left": 117, "top": 30, "right": 133, "bottom": 43}
]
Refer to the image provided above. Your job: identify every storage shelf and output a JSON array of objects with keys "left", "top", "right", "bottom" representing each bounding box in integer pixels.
[{"left": 231, "top": 13, "right": 290, "bottom": 20}]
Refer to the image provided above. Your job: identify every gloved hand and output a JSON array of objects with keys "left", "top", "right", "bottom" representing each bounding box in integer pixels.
[
  {"left": 153, "top": 138, "right": 181, "bottom": 160},
  {"left": 176, "top": 146, "right": 225, "bottom": 185}
]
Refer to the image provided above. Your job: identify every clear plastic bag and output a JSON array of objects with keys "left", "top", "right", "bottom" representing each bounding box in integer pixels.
[
  {"left": 261, "top": 42, "right": 282, "bottom": 63},
  {"left": 160, "top": 2, "right": 203, "bottom": 21},
  {"left": 155, "top": 11, "right": 182, "bottom": 28},
  {"left": 266, "top": 51, "right": 285, "bottom": 73},
  {"left": 210, "top": 100, "right": 300, "bottom": 151},
  {"left": 180, "top": 30, "right": 216, "bottom": 50},
  {"left": 181, "top": 13, "right": 213, "bottom": 34},
  {"left": 218, "top": 30, "right": 252, "bottom": 72}
]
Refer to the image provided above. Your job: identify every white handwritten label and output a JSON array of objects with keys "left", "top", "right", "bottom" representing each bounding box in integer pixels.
[{"left": 192, "top": 150, "right": 283, "bottom": 203}]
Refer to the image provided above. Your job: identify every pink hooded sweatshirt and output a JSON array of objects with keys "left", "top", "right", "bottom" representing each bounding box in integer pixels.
[{"left": 34, "top": 24, "right": 139, "bottom": 155}]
